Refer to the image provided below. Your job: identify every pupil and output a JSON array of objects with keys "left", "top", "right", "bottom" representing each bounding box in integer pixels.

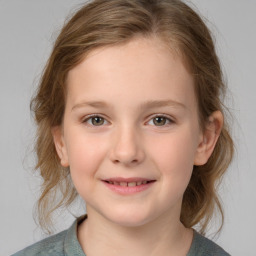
[
  {"left": 92, "top": 117, "right": 104, "bottom": 126},
  {"left": 154, "top": 117, "right": 166, "bottom": 126}
]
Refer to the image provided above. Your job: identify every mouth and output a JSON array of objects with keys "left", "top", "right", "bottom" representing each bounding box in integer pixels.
[
  {"left": 102, "top": 177, "right": 156, "bottom": 195},
  {"left": 104, "top": 180, "right": 154, "bottom": 187}
]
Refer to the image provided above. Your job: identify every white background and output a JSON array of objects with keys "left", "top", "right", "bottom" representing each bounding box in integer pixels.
[{"left": 1, "top": 1, "right": 255, "bottom": 255}]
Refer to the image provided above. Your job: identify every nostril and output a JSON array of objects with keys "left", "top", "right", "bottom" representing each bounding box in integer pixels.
[
  {"left": 112, "top": 158, "right": 138, "bottom": 165},
  {"left": 109, "top": 143, "right": 145, "bottom": 165}
]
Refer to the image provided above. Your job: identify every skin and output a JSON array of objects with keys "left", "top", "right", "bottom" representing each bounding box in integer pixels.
[{"left": 52, "top": 36, "right": 223, "bottom": 256}]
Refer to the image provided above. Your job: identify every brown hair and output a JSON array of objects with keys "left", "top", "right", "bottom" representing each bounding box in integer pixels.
[{"left": 31, "top": 0, "right": 234, "bottom": 234}]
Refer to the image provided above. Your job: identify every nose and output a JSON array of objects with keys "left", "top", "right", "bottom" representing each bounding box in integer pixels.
[{"left": 109, "top": 125, "right": 145, "bottom": 166}]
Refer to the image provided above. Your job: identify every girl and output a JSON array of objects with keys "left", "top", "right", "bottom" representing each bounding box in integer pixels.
[{"left": 13, "top": 0, "right": 233, "bottom": 255}]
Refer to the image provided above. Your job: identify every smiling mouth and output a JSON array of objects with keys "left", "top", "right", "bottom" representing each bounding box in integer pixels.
[
  {"left": 102, "top": 178, "right": 156, "bottom": 194},
  {"left": 104, "top": 180, "right": 154, "bottom": 187}
]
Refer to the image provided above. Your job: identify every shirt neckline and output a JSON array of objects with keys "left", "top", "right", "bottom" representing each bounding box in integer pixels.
[{"left": 64, "top": 215, "right": 200, "bottom": 256}]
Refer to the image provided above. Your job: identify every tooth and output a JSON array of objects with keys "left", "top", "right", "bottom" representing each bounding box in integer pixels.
[
  {"left": 108, "top": 181, "right": 113, "bottom": 184},
  {"left": 120, "top": 182, "right": 127, "bottom": 187},
  {"left": 128, "top": 182, "right": 136, "bottom": 187},
  {"left": 136, "top": 181, "right": 142, "bottom": 186},
  {"left": 113, "top": 181, "right": 119, "bottom": 185},
  {"left": 142, "top": 181, "right": 147, "bottom": 184}
]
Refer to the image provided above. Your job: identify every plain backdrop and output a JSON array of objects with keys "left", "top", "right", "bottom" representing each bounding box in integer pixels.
[{"left": 1, "top": 1, "right": 255, "bottom": 255}]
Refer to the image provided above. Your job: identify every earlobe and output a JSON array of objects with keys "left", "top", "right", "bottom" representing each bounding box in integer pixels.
[
  {"left": 51, "top": 126, "right": 69, "bottom": 167},
  {"left": 194, "top": 111, "right": 223, "bottom": 166}
]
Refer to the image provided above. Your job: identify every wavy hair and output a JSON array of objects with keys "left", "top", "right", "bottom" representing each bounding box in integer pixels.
[{"left": 31, "top": 0, "right": 234, "bottom": 234}]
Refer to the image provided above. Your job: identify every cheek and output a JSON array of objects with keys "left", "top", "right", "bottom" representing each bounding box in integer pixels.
[
  {"left": 65, "top": 132, "right": 107, "bottom": 189},
  {"left": 148, "top": 130, "right": 198, "bottom": 187},
  {"left": 150, "top": 131, "right": 197, "bottom": 166}
]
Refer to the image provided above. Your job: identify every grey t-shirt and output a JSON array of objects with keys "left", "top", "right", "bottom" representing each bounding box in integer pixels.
[{"left": 12, "top": 216, "right": 230, "bottom": 256}]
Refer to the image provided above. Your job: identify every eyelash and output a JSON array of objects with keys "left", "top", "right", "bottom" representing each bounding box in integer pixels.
[
  {"left": 147, "top": 114, "right": 174, "bottom": 126},
  {"left": 82, "top": 114, "right": 174, "bottom": 127},
  {"left": 82, "top": 114, "right": 108, "bottom": 126}
]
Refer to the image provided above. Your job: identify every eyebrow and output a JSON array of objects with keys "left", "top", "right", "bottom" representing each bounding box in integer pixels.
[{"left": 71, "top": 99, "right": 186, "bottom": 111}]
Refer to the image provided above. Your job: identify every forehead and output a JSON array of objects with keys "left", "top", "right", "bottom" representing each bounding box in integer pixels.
[{"left": 66, "top": 36, "right": 196, "bottom": 110}]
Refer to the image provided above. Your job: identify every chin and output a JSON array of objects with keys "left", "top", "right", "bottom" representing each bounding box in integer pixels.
[{"left": 102, "top": 208, "right": 154, "bottom": 228}]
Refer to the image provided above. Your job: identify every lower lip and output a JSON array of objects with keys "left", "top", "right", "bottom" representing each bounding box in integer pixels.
[{"left": 103, "top": 181, "right": 155, "bottom": 195}]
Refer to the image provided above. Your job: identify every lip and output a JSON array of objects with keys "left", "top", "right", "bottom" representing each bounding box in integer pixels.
[{"left": 102, "top": 177, "right": 156, "bottom": 195}]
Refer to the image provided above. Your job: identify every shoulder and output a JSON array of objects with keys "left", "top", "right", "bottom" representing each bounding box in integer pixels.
[
  {"left": 12, "top": 230, "right": 67, "bottom": 256},
  {"left": 187, "top": 230, "right": 231, "bottom": 256},
  {"left": 12, "top": 215, "right": 87, "bottom": 256}
]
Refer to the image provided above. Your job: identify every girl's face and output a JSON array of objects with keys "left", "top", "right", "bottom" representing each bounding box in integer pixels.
[{"left": 54, "top": 37, "right": 210, "bottom": 227}]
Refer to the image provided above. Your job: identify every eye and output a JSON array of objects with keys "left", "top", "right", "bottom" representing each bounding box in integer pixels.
[
  {"left": 148, "top": 115, "right": 173, "bottom": 126},
  {"left": 83, "top": 115, "right": 107, "bottom": 126}
]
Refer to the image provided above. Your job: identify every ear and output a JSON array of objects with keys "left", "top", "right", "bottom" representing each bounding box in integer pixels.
[
  {"left": 51, "top": 126, "right": 69, "bottom": 167},
  {"left": 194, "top": 111, "right": 223, "bottom": 166}
]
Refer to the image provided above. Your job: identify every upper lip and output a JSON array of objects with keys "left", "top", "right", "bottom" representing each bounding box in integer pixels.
[{"left": 102, "top": 177, "right": 155, "bottom": 183}]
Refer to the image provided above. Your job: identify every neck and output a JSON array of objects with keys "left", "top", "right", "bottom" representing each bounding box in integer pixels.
[{"left": 78, "top": 208, "right": 193, "bottom": 256}]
